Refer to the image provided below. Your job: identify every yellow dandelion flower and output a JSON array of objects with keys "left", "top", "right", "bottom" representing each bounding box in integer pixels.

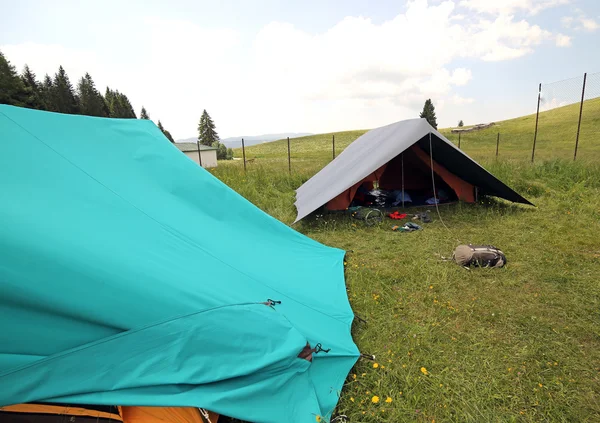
[
  {"left": 420, "top": 367, "right": 429, "bottom": 375},
  {"left": 315, "top": 415, "right": 322, "bottom": 422},
  {"left": 539, "top": 383, "right": 543, "bottom": 388},
  {"left": 429, "top": 285, "right": 433, "bottom": 289},
  {"left": 400, "top": 391, "right": 403, "bottom": 395},
  {"left": 373, "top": 362, "right": 379, "bottom": 368},
  {"left": 371, "top": 395, "right": 380, "bottom": 404},
  {"left": 385, "top": 397, "right": 392, "bottom": 403},
  {"left": 350, "top": 397, "right": 355, "bottom": 402},
  {"left": 439, "top": 383, "right": 443, "bottom": 387},
  {"left": 402, "top": 364, "right": 407, "bottom": 368}
]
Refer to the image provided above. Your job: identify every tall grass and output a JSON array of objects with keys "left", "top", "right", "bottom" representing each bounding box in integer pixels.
[{"left": 210, "top": 158, "right": 600, "bottom": 422}]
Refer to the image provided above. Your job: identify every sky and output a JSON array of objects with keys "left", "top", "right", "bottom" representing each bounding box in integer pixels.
[{"left": 1, "top": 0, "right": 599, "bottom": 139}]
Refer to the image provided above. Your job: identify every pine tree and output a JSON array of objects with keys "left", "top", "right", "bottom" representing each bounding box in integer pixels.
[
  {"left": 0, "top": 50, "right": 29, "bottom": 107},
  {"left": 20, "top": 65, "right": 45, "bottom": 109},
  {"left": 197, "top": 109, "right": 219, "bottom": 146},
  {"left": 140, "top": 107, "right": 150, "bottom": 120},
  {"left": 419, "top": 99, "right": 437, "bottom": 129},
  {"left": 157, "top": 120, "right": 175, "bottom": 143},
  {"left": 458, "top": 120, "right": 464, "bottom": 127},
  {"left": 51, "top": 65, "right": 79, "bottom": 114},
  {"left": 77, "top": 73, "right": 108, "bottom": 117},
  {"left": 105, "top": 87, "right": 136, "bottom": 118},
  {"left": 41, "top": 74, "right": 54, "bottom": 111}
]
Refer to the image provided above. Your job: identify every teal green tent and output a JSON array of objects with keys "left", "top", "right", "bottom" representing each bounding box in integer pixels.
[{"left": 0, "top": 105, "right": 359, "bottom": 423}]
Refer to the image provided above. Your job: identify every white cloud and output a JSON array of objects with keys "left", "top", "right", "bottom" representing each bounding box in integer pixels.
[
  {"left": 460, "top": 0, "right": 570, "bottom": 15},
  {"left": 561, "top": 16, "right": 574, "bottom": 28},
  {"left": 0, "top": 0, "right": 571, "bottom": 137},
  {"left": 561, "top": 10, "right": 599, "bottom": 32},
  {"left": 555, "top": 33, "right": 572, "bottom": 46},
  {"left": 450, "top": 94, "right": 475, "bottom": 104},
  {"left": 580, "top": 17, "right": 599, "bottom": 31},
  {"left": 450, "top": 68, "right": 472, "bottom": 85}
]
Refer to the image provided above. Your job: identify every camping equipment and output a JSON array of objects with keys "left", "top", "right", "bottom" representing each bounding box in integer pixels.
[
  {"left": 453, "top": 244, "right": 507, "bottom": 268},
  {"left": 350, "top": 207, "right": 384, "bottom": 226},
  {"left": 0, "top": 105, "right": 359, "bottom": 423},
  {"left": 388, "top": 211, "right": 407, "bottom": 220},
  {"left": 392, "top": 222, "right": 422, "bottom": 232},
  {"left": 412, "top": 211, "right": 432, "bottom": 223},
  {"left": 294, "top": 118, "right": 533, "bottom": 222}
]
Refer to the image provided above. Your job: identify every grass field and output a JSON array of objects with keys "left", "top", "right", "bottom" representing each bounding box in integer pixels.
[
  {"left": 213, "top": 104, "right": 600, "bottom": 422},
  {"left": 232, "top": 97, "right": 600, "bottom": 171}
]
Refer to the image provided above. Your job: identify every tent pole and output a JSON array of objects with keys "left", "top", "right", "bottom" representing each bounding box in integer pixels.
[{"left": 401, "top": 153, "right": 405, "bottom": 208}]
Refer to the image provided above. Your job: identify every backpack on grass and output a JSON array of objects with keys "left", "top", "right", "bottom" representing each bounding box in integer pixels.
[{"left": 453, "top": 244, "right": 506, "bottom": 268}]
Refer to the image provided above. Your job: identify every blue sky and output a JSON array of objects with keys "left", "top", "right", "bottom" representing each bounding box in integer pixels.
[{"left": 1, "top": 0, "right": 599, "bottom": 139}]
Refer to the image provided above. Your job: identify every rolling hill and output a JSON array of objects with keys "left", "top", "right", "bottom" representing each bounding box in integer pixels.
[{"left": 232, "top": 97, "right": 600, "bottom": 167}]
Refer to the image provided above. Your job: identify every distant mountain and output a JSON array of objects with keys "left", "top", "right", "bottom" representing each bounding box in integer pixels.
[{"left": 175, "top": 133, "right": 313, "bottom": 148}]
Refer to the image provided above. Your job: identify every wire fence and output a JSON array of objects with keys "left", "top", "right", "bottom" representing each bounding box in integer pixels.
[{"left": 232, "top": 71, "right": 600, "bottom": 172}]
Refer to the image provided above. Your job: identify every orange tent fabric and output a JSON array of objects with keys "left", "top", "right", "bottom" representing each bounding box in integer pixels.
[
  {"left": 410, "top": 145, "right": 475, "bottom": 202},
  {"left": 0, "top": 404, "right": 122, "bottom": 420},
  {"left": 1, "top": 404, "right": 219, "bottom": 423},
  {"left": 121, "top": 406, "right": 219, "bottom": 423},
  {"left": 325, "top": 164, "right": 387, "bottom": 210}
]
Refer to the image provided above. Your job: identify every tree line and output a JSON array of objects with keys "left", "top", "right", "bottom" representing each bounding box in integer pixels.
[
  {"left": 197, "top": 109, "right": 233, "bottom": 160},
  {"left": 0, "top": 50, "right": 174, "bottom": 142}
]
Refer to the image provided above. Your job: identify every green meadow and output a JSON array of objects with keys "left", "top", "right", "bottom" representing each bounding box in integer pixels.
[{"left": 212, "top": 101, "right": 600, "bottom": 422}]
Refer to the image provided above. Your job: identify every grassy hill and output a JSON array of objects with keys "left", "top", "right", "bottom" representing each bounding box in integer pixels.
[
  {"left": 233, "top": 97, "right": 600, "bottom": 171},
  {"left": 217, "top": 101, "right": 600, "bottom": 422}
]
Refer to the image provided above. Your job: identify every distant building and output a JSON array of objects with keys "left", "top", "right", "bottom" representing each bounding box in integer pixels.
[{"left": 174, "top": 143, "right": 218, "bottom": 168}]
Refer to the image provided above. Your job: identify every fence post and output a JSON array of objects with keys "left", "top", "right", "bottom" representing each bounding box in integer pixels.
[
  {"left": 496, "top": 132, "right": 500, "bottom": 159},
  {"left": 458, "top": 132, "right": 461, "bottom": 149},
  {"left": 332, "top": 134, "right": 335, "bottom": 160},
  {"left": 196, "top": 140, "right": 203, "bottom": 167},
  {"left": 242, "top": 138, "right": 246, "bottom": 172},
  {"left": 287, "top": 136, "right": 291, "bottom": 173},
  {"left": 531, "top": 82, "right": 541, "bottom": 163},
  {"left": 574, "top": 73, "right": 587, "bottom": 161}
]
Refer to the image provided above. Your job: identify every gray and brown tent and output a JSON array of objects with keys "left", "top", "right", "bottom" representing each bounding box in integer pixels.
[{"left": 294, "top": 118, "right": 532, "bottom": 222}]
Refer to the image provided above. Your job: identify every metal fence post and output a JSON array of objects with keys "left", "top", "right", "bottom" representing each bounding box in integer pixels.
[
  {"left": 496, "top": 132, "right": 500, "bottom": 159},
  {"left": 242, "top": 138, "right": 246, "bottom": 172},
  {"left": 196, "top": 140, "right": 203, "bottom": 167},
  {"left": 458, "top": 132, "right": 461, "bottom": 149},
  {"left": 332, "top": 134, "right": 335, "bottom": 160},
  {"left": 532, "top": 82, "right": 541, "bottom": 163},
  {"left": 574, "top": 73, "right": 587, "bottom": 161},
  {"left": 287, "top": 136, "right": 291, "bottom": 173}
]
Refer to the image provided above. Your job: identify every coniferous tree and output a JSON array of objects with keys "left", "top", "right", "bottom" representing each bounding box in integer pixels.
[
  {"left": 41, "top": 74, "right": 54, "bottom": 110},
  {"left": 157, "top": 120, "right": 175, "bottom": 143},
  {"left": 0, "top": 50, "right": 29, "bottom": 107},
  {"left": 51, "top": 65, "right": 79, "bottom": 114},
  {"left": 140, "top": 107, "right": 150, "bottom": 120},
  {"left": 105, "top": 87, "right": 136, "bottom": 118},
  {"left": 458, "top": 120, "right": 464, "bottom": 127},
  {"left": 77, "top": 73, "right": 108, "bottom": 117},
  {"left": 20, "top": 65, "right": 45, "bottom": 109},
  {"left": 197, "top": 109, "right": 219, "bottom": 146},
  {"left": 419, "top": 99, "right": 437, "bottom": 129}
]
